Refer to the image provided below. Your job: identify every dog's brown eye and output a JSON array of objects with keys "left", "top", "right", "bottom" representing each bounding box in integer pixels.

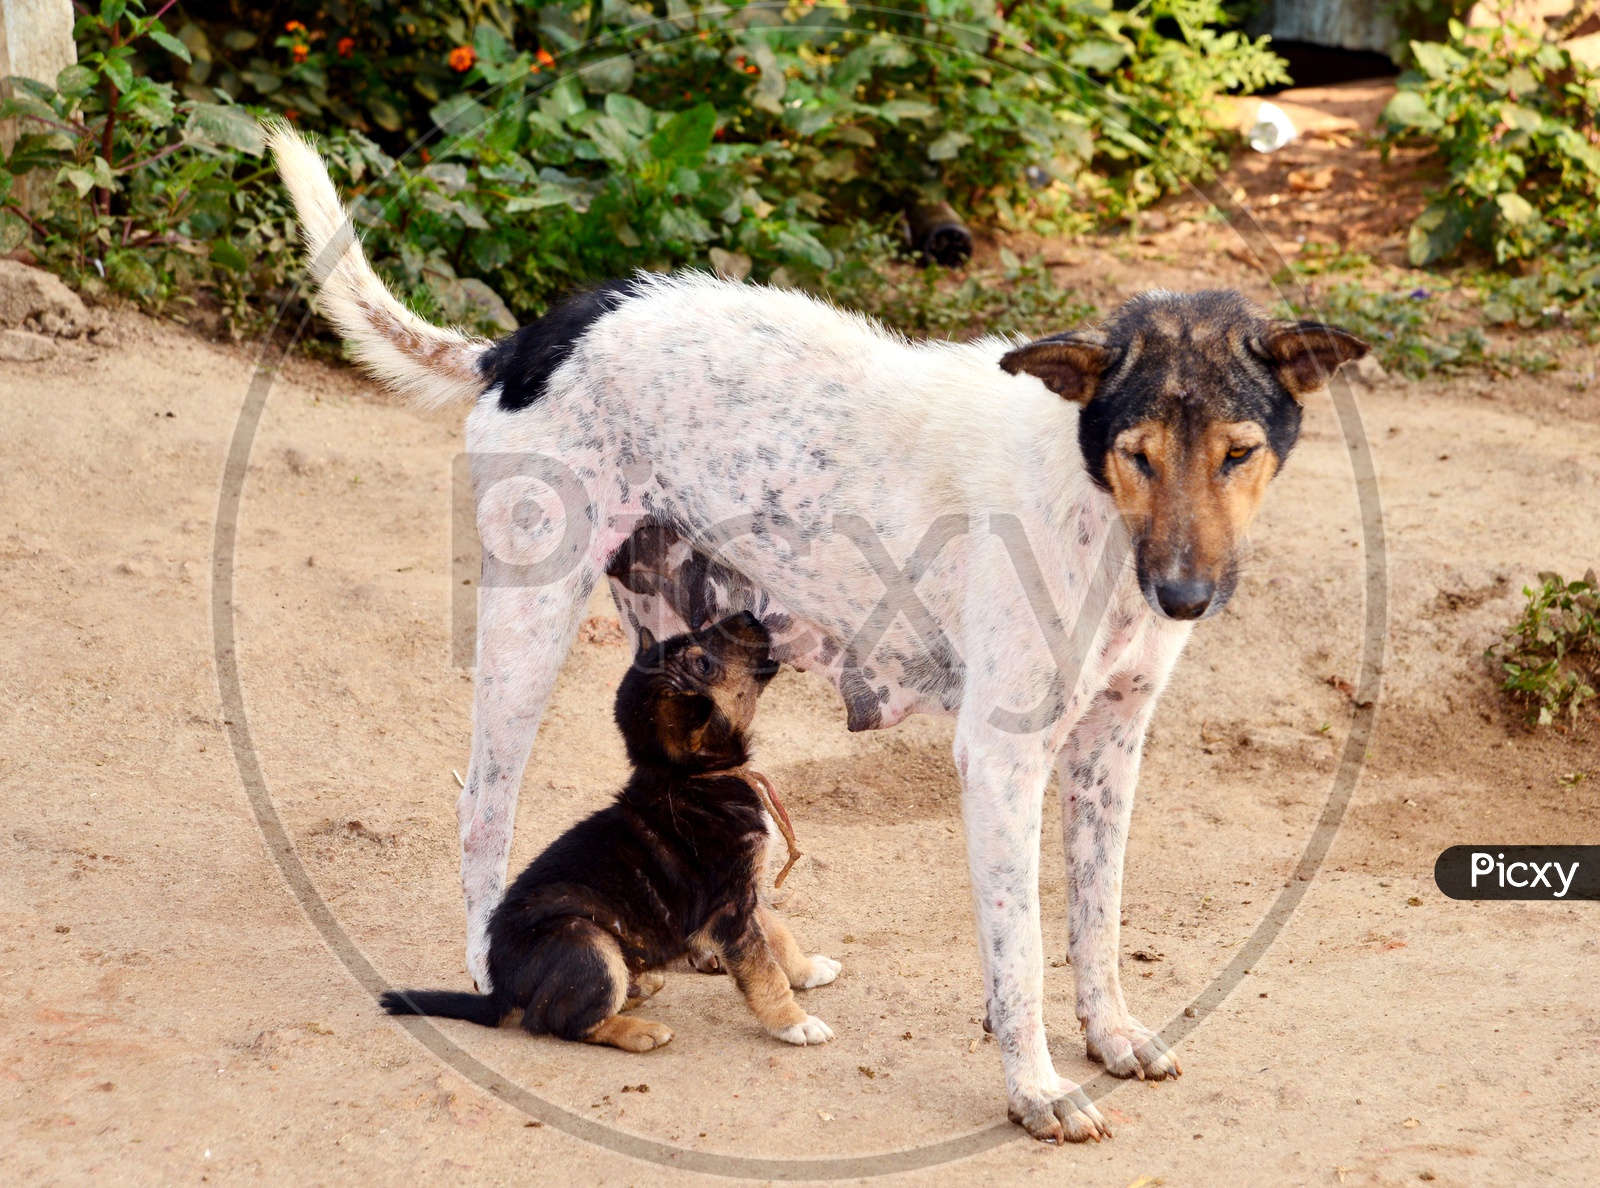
[{"left": 1227, "top": 445, "right": 1253, "bottom": 460}]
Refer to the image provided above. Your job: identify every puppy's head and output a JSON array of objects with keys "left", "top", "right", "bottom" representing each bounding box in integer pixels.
[
  {"left": 1000, "top": 289, "right": 1368, "bottom": 622},
  {"left": 615, "top": 612, "right": 779, "bottom": 772}
]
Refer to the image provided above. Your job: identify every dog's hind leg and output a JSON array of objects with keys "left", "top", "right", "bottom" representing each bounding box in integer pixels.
[
  {"left": 459, "top": 564, "right": 599, "bottom": 991},
  {"left": 526, "top": 921, "right": 673, "bottom": 1051}
]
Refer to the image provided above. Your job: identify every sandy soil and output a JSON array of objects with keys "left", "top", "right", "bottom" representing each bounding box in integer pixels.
[{"left": 4, "top": 130, "right": 1600, "bottom": 1185}]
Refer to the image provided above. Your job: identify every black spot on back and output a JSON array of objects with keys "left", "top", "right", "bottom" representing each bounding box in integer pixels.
[{"left": 482, "top": 278, "right": 644, "bottom": 412}]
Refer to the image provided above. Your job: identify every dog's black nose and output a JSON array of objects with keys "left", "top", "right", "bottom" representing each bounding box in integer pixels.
[{"left": 1154, "top": 579, "right": 1214, "bottom": 620}]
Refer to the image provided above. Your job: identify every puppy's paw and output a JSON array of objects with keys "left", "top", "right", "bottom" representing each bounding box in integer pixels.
[
  {"left": 1007, "top": 1081, "right": 1111, "bottom": 1144},
  {"left": 626, "top": 970, "right": 666, "bottom": 1003},
  {"left": 588, "top": 1013, "right": 674, "bottom": 1051},
  {"left": 686, "top": 947, "right": 723, "bottom": 975},
  {"left": 1085, "top": 1017, "right": 1181, "bottom": 1081},
  {"left": 771, "top": 1015, "right": 835, "bottom": 1046},
  {"left": 795, "top": 955, "right": 840, "bottom": 989},
  {"left": 623, "top": 1021, "right": 674, "bottom": 1052}
]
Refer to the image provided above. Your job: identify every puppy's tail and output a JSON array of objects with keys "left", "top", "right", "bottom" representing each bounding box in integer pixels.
[
  {"left": 380, "top": 987, "right": 504, "bottom": 1026},
  {"left": 264, "top": 119, "right": 492, "bottom": 408}
]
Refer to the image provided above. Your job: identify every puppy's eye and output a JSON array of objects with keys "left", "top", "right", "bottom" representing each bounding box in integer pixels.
[
  {"left": 691, "top": 653, "right": 715, "bottom": 678},
  {"left": 1130, "top": 451, "right": 1155, "bottom": 479}
]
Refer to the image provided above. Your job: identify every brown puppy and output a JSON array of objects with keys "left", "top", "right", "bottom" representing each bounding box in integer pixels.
[{"left": 381, "top": 612, "right": 838, "bottom": 1050}]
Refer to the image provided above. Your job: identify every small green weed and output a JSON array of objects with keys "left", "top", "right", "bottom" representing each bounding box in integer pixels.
[
  {"left": 1288, "top": 244, "right": 1374, "bottom": 277},
  {"left": 1491, "top": 570, "right": 1599, "bottom": 728},
  {"left": 825, "top": 234, "right": 1096, "bottom": 341},
  {"left": 1476, "top": 251, "right": 1600, "bottom": 330},
  {"left": 1291, "top": 282, "right": 1485, "bottom": 378}
]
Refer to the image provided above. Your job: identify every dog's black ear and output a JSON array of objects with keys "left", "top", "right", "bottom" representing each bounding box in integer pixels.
[
  {"left": 1258, "top": 321, "right": 1369, "bottom": 400},
  {"left": 634, "top": 623, "right": 658, "bottom": 657},
  {"left": 999, "top": 331, "right": 1111, "bottom": 404}
]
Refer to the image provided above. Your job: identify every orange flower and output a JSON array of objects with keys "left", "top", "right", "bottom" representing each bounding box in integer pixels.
[
  {"left": 419, "top": 147, "right": 431, "bottom": 163},
  {"left": 536, "top": 47, "right": 555, "bottom": 67},
  {"left": 337, "top": 37, "right": 355, "bottom": 58},
  {"left": 292, "top": 43, "right": 309, "bottom": 63},
  {"left": 448, "top": 45, "right": 476, "bottom": 72},
  {"left": 285, "top": 20, "right": 306, "bottom": 33}
]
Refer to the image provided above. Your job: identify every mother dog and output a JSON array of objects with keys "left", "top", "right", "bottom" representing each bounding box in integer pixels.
[{"left": 269, "top": 124, "right": 1365, "bottom": 1143}]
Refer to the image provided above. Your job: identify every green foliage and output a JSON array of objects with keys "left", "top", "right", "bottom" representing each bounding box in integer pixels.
[
  {"left": 1492, "top": 570, "right": 1600, "bottom": 728},
  {"left": 1381, "top": 21, "right": 1600, "bottom": 268},
  {"left": 0, "top": 1, "right": 299, "bottom": 323},
  {"left": 1287, "top": 243, "right": 1374, "bottom": 277},
  {"left": 1291, "top": 282, "right": 1485, "bottom": 378},
  {"left": 3, "top": 0, "right": 1284, "bottom": 331},
  {"left": 1383, "top": 0, "right": 1475, "bottom": 66},
  {"left": 1476, "top": 249, "right": 1600, "bottom": 328},
  {"left": 823, "top": 232, "right": 1096, "bottom": 340}
]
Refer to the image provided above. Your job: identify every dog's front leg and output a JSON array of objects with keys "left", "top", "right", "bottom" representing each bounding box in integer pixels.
[
  {"left": 958, "top": 725, "right": 1111, "bottom": 1143},
  {"left": 1061, "top": 666, "right": 1182, "bottom": 1082}
]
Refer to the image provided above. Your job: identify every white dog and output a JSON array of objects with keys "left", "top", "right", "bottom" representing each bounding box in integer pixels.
[{"left": 269, "top": 123, "right": 1364, "bottom": 1143}]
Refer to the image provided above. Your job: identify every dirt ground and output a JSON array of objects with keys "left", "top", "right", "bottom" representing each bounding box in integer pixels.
[{"left": 4, "top": 99, "right": 1600, "bottom": 1185}]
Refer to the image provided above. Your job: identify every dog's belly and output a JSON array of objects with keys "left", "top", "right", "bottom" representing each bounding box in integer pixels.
[{"left": 606, "top": 523, "right": 963, "bottom": 731}]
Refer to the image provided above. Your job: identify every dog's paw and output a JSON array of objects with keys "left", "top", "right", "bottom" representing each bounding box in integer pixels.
[
  {"left": 624, "top": 970, "right": 666, "bottom": 1008},
  {"left": 1008, "top": 1081, "right": 1112, "bottom": 1144},
  {"left": 1085, "top": 1017, "right": 1181, "bottom": 1081},
  {"left": 686, "top": 947, "right": 723, "bottom": 975},
  {"left": 795, "top": 955, "right": 840, "bottom": 989},
  {"left": 617, "top": 1021, "right": 674, "bottom": 1052},
  {"left": 467, "top": 950, "right": 491, "bottom": 995},
  {"left": 771, "top": 1015, "right": 835, "bottom": 1045}
]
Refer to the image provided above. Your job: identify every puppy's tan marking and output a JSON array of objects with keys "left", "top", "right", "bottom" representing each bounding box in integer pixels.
[
  {"left": 586, "top": 1015, "right": 674, "bottom": 1052},
  {"left": 572, "top": 928, "right": 666, "bottom": 1049},
  {"left": 757, "top": 907, "right": 815, "bottom": 988}
]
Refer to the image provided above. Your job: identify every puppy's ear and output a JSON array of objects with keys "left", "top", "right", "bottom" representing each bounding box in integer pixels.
[
  {"left": 1258, "top": 321, "right": 1369, "bottom": 400},
  {"left": 658, "top": 692, "right": 714, "bottom": 761},
  {"left": 999, "top": 331, "right": 1111, "bottom": 404},
  {"left": 634, "top": 623, "right": 658, "bottom": 657}
]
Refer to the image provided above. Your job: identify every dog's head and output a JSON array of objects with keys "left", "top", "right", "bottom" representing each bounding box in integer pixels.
[
  {"left": 615, "top": 611, "right": 780, "bottom": 772},
  {"left": 1001, "top": 289, "right": 1368, "bottom": 621}
]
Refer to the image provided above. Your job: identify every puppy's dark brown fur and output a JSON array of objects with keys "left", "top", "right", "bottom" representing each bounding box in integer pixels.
[{"left": 382, "top": 612, "right": 837, "bottom": 1050}]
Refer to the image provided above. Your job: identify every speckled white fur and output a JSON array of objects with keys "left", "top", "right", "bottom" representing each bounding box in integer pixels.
[{"left": 274, "top": 128, "right": 1192, "bottom": 1140}]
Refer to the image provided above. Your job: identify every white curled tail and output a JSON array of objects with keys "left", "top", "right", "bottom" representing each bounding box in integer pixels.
[{"left": 264, "top": 119, "right": 491, "bottom": 408}]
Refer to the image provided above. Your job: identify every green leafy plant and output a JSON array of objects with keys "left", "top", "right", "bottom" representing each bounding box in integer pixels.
[
  {"left": 1291, "top": 282, "right": 1485, "bottom": 378},
  {"left": 1475, "top": 249, "right": 1600, "bottom": 329},
  {"left": 1381, "top": 21, "right": 1600, "bottom": 268},
  {"left": 4, "top": 0, "right": 1285, "bottom": 333},
  {"left": 1492, "top": 570, "right": 1600, "bottom": 727},
  {"left": 824, "top": 232, "right": 1096, "bottom": 339},
  {"left": 0, "top": 0, "right": 299, "bottom": 321}
]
